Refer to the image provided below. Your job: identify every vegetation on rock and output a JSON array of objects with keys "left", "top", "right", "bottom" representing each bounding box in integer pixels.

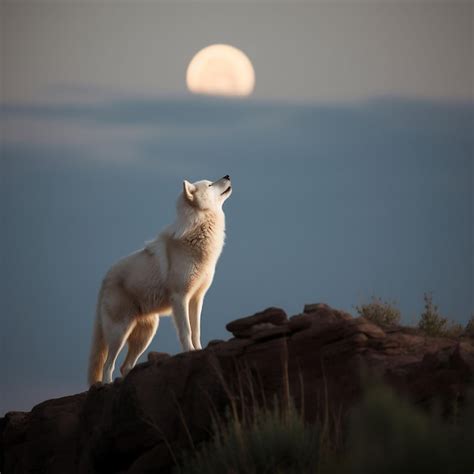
[
  {"left": 175, "top": 384, "right": 474, "bottom": 474},
  {"left": 418, "top": 293, "right": 465, "bottom": 337},
  {"left": 355, "top": 297, "right": 401, "bottom": 327}
]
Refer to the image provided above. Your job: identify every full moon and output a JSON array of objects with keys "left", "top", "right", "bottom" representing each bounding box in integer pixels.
[{"left": 186, "top": 44, "right": 255, "bottom": 97}]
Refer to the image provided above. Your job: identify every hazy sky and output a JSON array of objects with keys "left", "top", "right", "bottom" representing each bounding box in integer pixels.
[
  {"left": 0, "top": 1, "right": 472, "bottom": 414},
  {"left": 2, "top": 1, "right": 472, "bottom": 103}
]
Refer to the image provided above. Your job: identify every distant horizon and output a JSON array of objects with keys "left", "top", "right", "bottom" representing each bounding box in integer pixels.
[{"left": 3, "top": 86, "right": 474, "bottom": 107}]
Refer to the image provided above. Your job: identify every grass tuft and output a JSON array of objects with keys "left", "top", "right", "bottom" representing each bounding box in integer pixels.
[
  {"left": 175, "top": 401, "right": 320, "bottom": 474},
  {"left": 175, "top": 384, "right": 474, "bottom": 474}
]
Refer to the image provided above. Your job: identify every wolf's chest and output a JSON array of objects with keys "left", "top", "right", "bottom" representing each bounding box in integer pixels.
[{"left": 183, "top": 227, "right": 224, "bottom": 259}]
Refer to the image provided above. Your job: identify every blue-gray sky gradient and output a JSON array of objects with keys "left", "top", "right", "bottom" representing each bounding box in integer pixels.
[{"left": 1, "top": 96, "right": 472, "bottom": 414}]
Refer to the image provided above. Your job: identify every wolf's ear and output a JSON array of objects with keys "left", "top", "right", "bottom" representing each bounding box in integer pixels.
[{"left": 183, "top": 180, "right": 196, "bottom": 202}]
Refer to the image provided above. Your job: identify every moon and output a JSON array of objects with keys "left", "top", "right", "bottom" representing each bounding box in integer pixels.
[{"left": 186, "top": 44, "right": 255, "bottom": 97}]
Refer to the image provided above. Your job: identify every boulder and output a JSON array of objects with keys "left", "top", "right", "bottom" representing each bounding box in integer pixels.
[{"left": 226, "top": 307, "right": 287, "bottom": 337}]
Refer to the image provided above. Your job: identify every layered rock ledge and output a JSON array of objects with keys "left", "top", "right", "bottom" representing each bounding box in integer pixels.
[{"left": 1, "top": 303, "right": 473, "bottom": 473}]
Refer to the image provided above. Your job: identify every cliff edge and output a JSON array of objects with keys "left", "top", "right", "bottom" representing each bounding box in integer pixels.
[{"left": 1, "top": 303, "right": 473, "bottom": 473}]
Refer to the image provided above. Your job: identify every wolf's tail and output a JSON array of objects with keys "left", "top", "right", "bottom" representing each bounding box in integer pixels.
[{"left": 87, "top": 304, "right": 108, "bottom": 386}]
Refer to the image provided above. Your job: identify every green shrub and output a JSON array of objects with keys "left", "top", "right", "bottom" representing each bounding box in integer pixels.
[
  {"left": 355, "top": 296, "right": 401, "bottom": 327},
  {"left": 418, "top": 293, "right": 463, "bottom": 337}
]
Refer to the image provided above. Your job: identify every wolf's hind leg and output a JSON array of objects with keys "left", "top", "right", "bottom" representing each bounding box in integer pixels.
[
  {"left": 120, "top": 314, "right": 159, "bottom": 377},
  {"left": 102, "top": 317, "right": 136, "bottom": 383}
]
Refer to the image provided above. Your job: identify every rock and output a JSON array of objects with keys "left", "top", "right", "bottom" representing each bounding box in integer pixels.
[
  {"left": 299, "top": 303, "right": 353, "bottom": 337},
  {"left": 206, "top": 339, "right": 224, "bottom": 347},
  {"left": 226, "top": 307, "right": 287, "bottom": 337},
  {"left": 211, "top": 336, "right": 253, "bottom": 357},
  {"left": 451, "top": 341, "right": 474, "bottom": 372},
  {"left": 350, "top": 317, "right": 386, "bottom": 338},
  {"left": 232, "top": 322, "right": 278, "bottom": 339},
  {"left": 147, "top": 351, "right": 171, "bottom": 364},
  {"left": 251, "top": 324, "right": 291, "bottom": 341},
  {"left": 2, "top": 303, "right": 473, "bottom": 474},
  {"left": 303, "top": 302, "right": 352, "bottom": 321},
  {"left": 288, "top": 314, "right": 313, "bottom": 332},
  {"left": 303, "top": 302, "right": 331, "bottom": 313}
]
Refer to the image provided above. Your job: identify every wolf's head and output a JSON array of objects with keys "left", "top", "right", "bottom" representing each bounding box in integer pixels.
[
  {"left": 172, "top": 176, "right": 231, "bottom": 239},
  {"left": 182, "top": 175, "right": 232, "bottom": 212}
]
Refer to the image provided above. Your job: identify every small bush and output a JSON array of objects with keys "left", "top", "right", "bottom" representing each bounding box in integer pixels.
[
  {"left": 418, "top": 293, "right": 447, "bottom": 335},
  {"left": 355, "top": 296, "right": 401, "bottom": 327},
  {"left": 418, "top": 293, "right": 463, "bottom": 337}
]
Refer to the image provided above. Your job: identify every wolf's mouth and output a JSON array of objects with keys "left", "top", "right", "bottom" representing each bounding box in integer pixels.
[{"left": 221, "top": 186, "right": 232, "bottom": 196}]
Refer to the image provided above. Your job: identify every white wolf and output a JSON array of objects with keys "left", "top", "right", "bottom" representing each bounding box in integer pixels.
[{"left": 88, "top": 175, "right": 232, "bottom": 386}]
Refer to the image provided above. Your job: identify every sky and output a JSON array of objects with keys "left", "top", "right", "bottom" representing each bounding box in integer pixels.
[
  {"left": 0, "top": 1, "right": 473, "bottom": 414},
  {"left": 2, "top": 1, "right": 472, "bottom": 102}
]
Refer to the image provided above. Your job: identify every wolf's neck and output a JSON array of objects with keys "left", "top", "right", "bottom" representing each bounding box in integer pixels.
[
  {"left": 171, "top": 208, "right": 225, "bottom": 243},
  {"left": 184, "top": 214, "right": 225, "bottom": 250}
]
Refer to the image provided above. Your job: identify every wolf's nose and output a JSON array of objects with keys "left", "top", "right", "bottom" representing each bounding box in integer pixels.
[{"left": 223, "top": 175, "right": 230, "bottom": 180}]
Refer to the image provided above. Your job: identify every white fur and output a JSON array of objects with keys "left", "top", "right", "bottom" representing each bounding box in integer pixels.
[{"left": 88, "top": 176, "right": 232, "bottom": 385}]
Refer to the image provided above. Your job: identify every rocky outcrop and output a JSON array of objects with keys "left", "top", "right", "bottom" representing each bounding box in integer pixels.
[{"left": 1, "top": 303, "right": 473, "bottom": 474}]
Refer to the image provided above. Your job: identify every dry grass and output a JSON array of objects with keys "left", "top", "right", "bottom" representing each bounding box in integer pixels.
[{"left": 172, "top": 346, "right": 474, "bottom": 474}]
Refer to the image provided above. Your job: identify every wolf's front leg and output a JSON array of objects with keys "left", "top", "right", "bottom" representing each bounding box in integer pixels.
[
  {"left": 171, "top": 293, "right": 194, "bottom": 351},
  {"left": 189, "top": 292, "right": 205, "bottom": 350}
]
